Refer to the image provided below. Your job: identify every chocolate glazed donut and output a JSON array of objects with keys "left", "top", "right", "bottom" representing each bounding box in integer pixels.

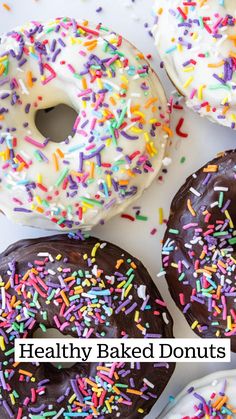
[
  {"left": 162, "top": 150, "right": 236, "bottom": 351},
  {"left": 0, "top": 235, "right": 175, "bottom": 418}
]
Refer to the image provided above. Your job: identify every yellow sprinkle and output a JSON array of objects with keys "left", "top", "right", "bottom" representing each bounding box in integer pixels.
[
  {"left": 198, "top": 84, "right": 206, "bottom": 100},
  {"left": 68, "top": 394, "right": 76, "bottom": 404},
  {"left": 136, "top": 324, "right": 145, "bottom": 333},
  {"left": 91, "top": 243, "right": 100, "bottom": 258},
  {"left": 177, "top": 43, "right": 183, "bottom": 52},
  {"left": 221, "top": 96, "right": 229, "bottom": 106},
  {"left": 37, "top": 174, "right": 42, "bottom": 183},
  {"left": 134, "top": 311, "right": 140, "bottom": 323},
  {"left": 0, "top": 336, "right": 5, "bottom": 351},
  {"left": 117, "top": 280, "right": 126, "bottom": 289},
  {"left": 191, "top": 320, "right": 199, "bottom": 330},
  {"left": 227, "top": 315, "right": 232, "bottom": 331},
  {"left": 183, "top": 66, "right": 195, "bottom": 72},
  {"left": 124, "top": 284, "right": 132, "bottom": 297},
  {"left": 159, "top": 208, "right": 164, "bottom": 225},
  {"left": 105, "top": 400, "right": 112, "bottom": 413},
  {"left": 192, "top": 32, "right": 198, "bottom": 40},
  {"left": 138, "top": 408, "right": 144, "bottom": 414},
  {"left": 9, "top": 394, "right": 15, "bottom": 405},
  {"left": 171, "top": 263, "right": 178, "bottom": 269},
  {"left": 225, "top": 210, "right": 234, "bottom": 228},
  {"left": 183, "top": 76, "right": 194, "bottom": 88},
  {"left": 56, "top": 254, "right": 62, "bottom": 261},
  {"left": 35, "top": 195, "right": 42, "bottom": 205},
  {"left": 144, "top": 132, "right": 151, "bottom": 143}
]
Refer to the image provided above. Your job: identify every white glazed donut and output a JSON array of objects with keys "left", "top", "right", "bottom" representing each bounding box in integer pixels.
[
  {"left": 0, "top": 18, "right": 170, "bottom": 230},
  {"left": 153, "top": 0, "right": 236, "bottom": 129},
  {"left": 160, "top": 370, "right": 236, "bottom": 418}
]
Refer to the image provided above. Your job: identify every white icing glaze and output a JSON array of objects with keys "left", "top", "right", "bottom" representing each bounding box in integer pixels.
[
  {"left": 153, "top": 0, "right": 236, "bottom": 129},
  {"left": 0, "top": 18, "right": 170, "bottom": 230},
  {"left": 160, "top": 370, "right": 236, "bottom": 418}
]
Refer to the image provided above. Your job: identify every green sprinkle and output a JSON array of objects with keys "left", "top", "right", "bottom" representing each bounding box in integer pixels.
[
  {"left": 55, "top": 168, "right": 69, "bottom": 187},
  {"left": 80, "top": 197, "right": 103, "bottom": 207}
]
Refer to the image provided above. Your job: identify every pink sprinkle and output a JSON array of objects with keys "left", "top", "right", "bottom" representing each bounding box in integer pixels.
[
  {"left": 24, "top": 136, "right": 46, "bottom": 149},
  {"left": 67, "top": 64, "right": 75, "bottom": 73},
  {"left": 190, "top": 88, "right": 197, "bottom": 99},
  {"left": 155, "top": 298, "right": 167, "bottom": 307},
  {"left": 53, "top": 315, "right": 61, "bottom": 329},
  {"left": 183, "top": 223, "right": 198, "bottom": 230},
  {"left": 77, "top": 89, "right": 92, "bottom": 98},
  {"left": 73, "top": 116, "right": 81, "bottom": 130},
  {"left": 90, "top": 118, "right": 97, "bottom": 130}
]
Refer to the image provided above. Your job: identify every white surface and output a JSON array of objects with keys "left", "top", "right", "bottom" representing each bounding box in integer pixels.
[
  {"left": 160, "top": 369, "right": 236, "bottom": 418},
  {"left": 0, "top": 1, "right": 235, "bottom": 418}
]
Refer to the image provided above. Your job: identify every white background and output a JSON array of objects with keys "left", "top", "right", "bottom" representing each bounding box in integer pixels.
[{"left": 0, "top": 0, "right": 235, "bottom": 418}]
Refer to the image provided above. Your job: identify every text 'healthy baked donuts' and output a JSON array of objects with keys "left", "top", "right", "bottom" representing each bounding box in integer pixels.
[
  {"left": 153, "top": 0, "right": 236, "bottom": 129},
  {"left": 0, "top": 234, "right": 175, "bottom": 418},
  {"left": 160, "top": 370, "right": 236, "bottom": 418},
  {"left": 162, "top": 150, "right": 236, "bottom": 350},
  {"left": 0, "top": 17, "right": 170, "bottom": 231}
]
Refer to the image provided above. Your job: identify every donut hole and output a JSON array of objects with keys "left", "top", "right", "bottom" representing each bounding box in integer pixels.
[
  {"left": 33, "top": 327, "right": 77, "bottom": 369},
  {"left": 35, "top": 104, "right": 78, "bottom": 143}
]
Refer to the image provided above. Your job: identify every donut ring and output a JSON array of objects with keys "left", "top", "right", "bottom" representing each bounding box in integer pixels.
[
  {"left": 160, "top": 369, "right": 236, "bottom": 418},
  {"left": 162, "top": 150, "right": 236, "bottom": 350},
  {"left": 153, "top": 0, "right": 236, "bottom": 129},
  {"left": 0, "top": 234, "right": 175, "bottom": 418},
  {"left": 0, "top": 18, "right": 170, "bottom": 230}
]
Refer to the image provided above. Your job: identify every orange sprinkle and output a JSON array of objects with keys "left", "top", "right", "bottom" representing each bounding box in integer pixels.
[
  {"left": 203, "top": 165, "right": 218, "bottom": 173},
  {"left": 26, "top": 71, "right": 33, "bottom": 88},
  {"left": 212, "top": 396, "right": 228, "bottom": 410},
  {"left": 208, "top": 61, "right": 224, "bottom": 68},
  {"left": 112, "top": 386, "right": 121, "bottom": 395},
  {"left": 116, "top": 259, "right": 124, "bottom": 269},
  {"left": 81, "top": 78, "right": 87, "bottom": 90},
  {"left": 60, "top": 290, "right": 70, "bottom": 307},
  {"left": 35, "top": 207, "right": 44, "bottom": 214},
  {"left": 119, "top": 180, "right": 129, "bottom": 186},
  {"left": 52, "top": 153, "right": 59, "bottom": 172},
  {"left": 56, "top": 148, "right": 64, "bottom": 158},
  {"left": 2, "top": 3, "right": 11, "bottom": 11},
  {"left": 19, "top": 369, "right": 33, "bottom": 377},
  {"left": 64, "top": 276, "right": 75, "bottom": 283},
  {"left": 130, "top": 262, "right": 137, "bottom": 269},
  {"left": 162, "top": 124, "right": 173, "bottom": 137},
  {"left": 0, "top": 64, "right": 5, "bottom": 76},
  {"left": 187, "top": 199, "right": 196, "bottom": 217},
  {"left": 85, "top": 378, "right": 98, "bottom": 388},
  {"left": 127, "top": 389, "right": 143, "bottom": 396},
  {"left": 144, "top": 97, "right": 158, "bottom": 109},
  {"left": 109, "top": 97, "right": 116, "bottom": 106}
]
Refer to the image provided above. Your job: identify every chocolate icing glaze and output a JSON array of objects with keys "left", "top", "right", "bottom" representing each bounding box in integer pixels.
[
  {"left": 0, "top": 235, "right": 175, "bottom": 418},
  {"left": 162, "top": 150, "right": 236, "bottom": 351}
]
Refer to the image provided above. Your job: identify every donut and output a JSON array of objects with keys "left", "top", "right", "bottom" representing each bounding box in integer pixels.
[
  {"left": 162, "top": 150, "right": 236, "bottom": 349},
  {"left": 160, "top": 369, "right": 236, "bottom": 418},
  {"left": 0, "top": 17, "right": 170, "bottom": 231},
  {"left": 0, "top": 234, "right": 175, "bottom": 418},
  {"left": 153, "top": 0, "right": 236, "bottom": 129}
]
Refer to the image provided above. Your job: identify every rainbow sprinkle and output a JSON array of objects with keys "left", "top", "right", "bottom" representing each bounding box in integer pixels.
[
  {"left": 0, "top": 17, "right": 170, "bottom": 230},
  {"left": 0, "top": 234, "right": 174, "bottom": 417}
]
